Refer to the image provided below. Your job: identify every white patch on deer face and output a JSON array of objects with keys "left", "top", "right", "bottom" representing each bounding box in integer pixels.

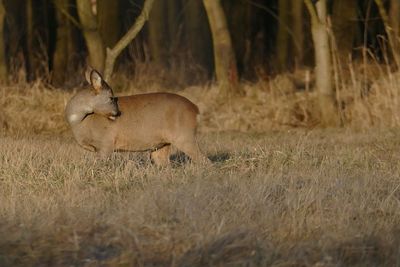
[{"left": 68, "top": 113, "right": 81, "bottom": 124}]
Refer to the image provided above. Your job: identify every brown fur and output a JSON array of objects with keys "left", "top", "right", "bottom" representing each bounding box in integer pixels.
[{"left": 65, "top": 70, "right": 208, "bottom": 166}]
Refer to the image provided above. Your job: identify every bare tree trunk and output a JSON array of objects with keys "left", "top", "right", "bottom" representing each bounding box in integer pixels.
[
  {"left": 203, "top": 0, "right": 242, "bottom": 96},
  {"left": 77, "top": 0, "right": 105, "bottom": 72},
  {"left": 4, "top": 0, "right": 25, "bottom": 78},
  {"left": 52, "top": 0, "right": 72, "bottom": 86},
  {"left": 276, "top": 0, "right": 289, "bottom": 71},
  {"left": 390, "top": 0, "right": 400, "bottom": 60},
  {"left": 167, "top": 0, "right": 180, "bottom": 53},
  {"left": 390, "top": 0, "right": 400, "bottom": 38},
  {"left": 184, "top": 0, "right": 212, "bottom": 73},
  {"left": 104, "top": 0, "right": 154, "bottom": 81},
  {"left": 305, "top": 0, "right": 339, "bottom": 126},
  {"left": 332, "top": 0, "right": 357, "bottom": 61},
  {"left": 292, "top": 0, "right": 304, "bottom": 67},
  {"left": 0, "top": 0, "right": 7, "bottom": 83},
  {"left": 148, "top": 0, "right": 168, "bottom": 66},
  {"left": 223, "top": 0, "right": 252, "bottom": 76},
  {"left": 26, "top": 0, "right": 34, "bottom": 80},
  {"left": 97, "top": 0, "right": 120, "bottom": 48}
]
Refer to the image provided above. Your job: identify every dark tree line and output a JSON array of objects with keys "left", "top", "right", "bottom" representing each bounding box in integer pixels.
[{"left": 0, "top": 0, "right": 395, "bottom": 88}]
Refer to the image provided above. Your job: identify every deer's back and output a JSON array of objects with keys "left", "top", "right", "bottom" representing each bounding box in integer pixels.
[
  {"left": 113, "top": 92, "right": 200, "bottom": 150},
  {"left": 117, "top": 93, "right": 198, "bottom": 125}
]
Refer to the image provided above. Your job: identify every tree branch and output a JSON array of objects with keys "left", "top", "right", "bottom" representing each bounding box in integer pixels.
[
  {"left": 53, "top": 1, "right": 82, "bottom": 30},
  {"left": 303, "top": 0, "right": 319, "bottom": 25},
  {"left": 104, "top": 0, "right": 155, "bottom": 81}
]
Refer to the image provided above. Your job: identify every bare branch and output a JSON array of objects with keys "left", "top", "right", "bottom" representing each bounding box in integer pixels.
[
  {"left": 303, "top": 0, "right": 319, "bottom": 24},
  {"left": 53, "top": 1, "right": 82, "bottom": 30},
  {"left": 104, "top": 0, "right": 155, "bottom": 81}
]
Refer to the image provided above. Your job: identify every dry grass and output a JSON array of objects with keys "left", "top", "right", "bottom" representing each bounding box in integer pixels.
[
  {"left": 2, "top": 65, "right": 400, "bottom": 266},
  {"left": 2, "top": 62, "right": 400, "bottom": 136},
  {"left": 0, "top": 81, "right": 70, "bottom": 136},
  {"left": 1, "top": 129, "right": 400, "bottom": 266}
]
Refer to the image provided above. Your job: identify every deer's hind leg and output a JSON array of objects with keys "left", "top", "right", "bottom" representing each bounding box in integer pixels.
[
  {"left": 151, "top": 145, "right": 171, "bottom": 166},
  {"left": 173, "top": 137, "right": 210, "bottom": 165}
]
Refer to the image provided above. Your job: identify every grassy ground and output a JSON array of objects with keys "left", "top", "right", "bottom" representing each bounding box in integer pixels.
[
  {"left": 1, "top": 129, "right": 400, "bottom": 266},
  {"left": 1, "top": 67, "right": 400, "bottom": 265}
]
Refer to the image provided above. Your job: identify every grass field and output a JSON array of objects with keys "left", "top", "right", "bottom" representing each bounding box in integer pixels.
[
  {"left": 1, "top": 128, "right": 400, "bottom": 266},
  {"left": 1, "top": 70, "right": 400, "bottom": 266}
]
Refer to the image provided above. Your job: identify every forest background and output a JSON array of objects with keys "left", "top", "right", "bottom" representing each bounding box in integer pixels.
[
  {"left": 1, "top": 0, "right": 400, "bottom": 133},
  {"left": 3, "top": 1, "right": 400, "bottom": 266}
]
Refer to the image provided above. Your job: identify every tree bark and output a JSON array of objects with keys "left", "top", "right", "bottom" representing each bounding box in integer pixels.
[
  {"left": 203, "top": 0, "right": 242, "bottom": 96},
  {"left": 52, "top": 0, "right": 72, "bottom": 86},
  {"left": 223, "top": 0, "right": 252, "bottom": 76},
  {"left": 77, "top": 0, "right": 105, "bottom": 72},
  {"left": 147, "top": 0, "right": 168, "bottom": 66},
  {"left": 292, "top": 0, "right": 304, "bottom": 67},
  {"left": 104, "top": 0, "right": 154, "bottom": 81},
  {"left": 276, "top": 0, "right": 289, "bottom": 71},
  {"left": 26, "top": 0, "right": 34, "bottom": 80},
  {"left": 97, "top": 0, "right": 120, "bottom": 48},
  {"left": 3, "top": 0, "right": 22, "bottom": 62},
  {"left": 390, "top": 0, "right": 400, "bottom": 38},
  {"left": 332, "top": 0, "right": 357, "bottom": 61},
  {"left": 389, "top": 0, "right": 400, "bottom": 58},
  {"left": 0, "top": 0, "right": 7, "bottom": 83},
  {"left": 184, "top": 0, "right": 212, "bottom": 73},
  {"left": 304, "top": 0, "right": 339, "bottom": 126},
  {"left": 167, "top": 0, "right": 180, "bottom": 51}
]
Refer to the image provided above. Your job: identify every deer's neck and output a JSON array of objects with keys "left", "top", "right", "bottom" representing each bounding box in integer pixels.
[{"left": 65, "top": 91, "right": 93, "bottom": 126}]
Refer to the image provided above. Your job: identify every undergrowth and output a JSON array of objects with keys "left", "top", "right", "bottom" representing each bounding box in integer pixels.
[{"left": 1, "top": 61, "right": 400, "bottom": 136}]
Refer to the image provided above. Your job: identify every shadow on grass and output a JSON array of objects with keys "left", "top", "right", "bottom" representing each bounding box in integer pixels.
[
  {"left": 208, "top": 152, "right": 230, "bottom": 163},
  {"left": 170, "top": 151, "right": 231, "bottom": 166},
  {"left": 177, "top": 229, "right": 266, "bottom": 267},
  {"left": 176, "top": 231, "right": 399, "bottom": 267},
  {"left": 1, "top": 228, "right": 399, "bottom": 266},
  {"left": 106, "top": 150, "right": 231, "bottom": 167}
]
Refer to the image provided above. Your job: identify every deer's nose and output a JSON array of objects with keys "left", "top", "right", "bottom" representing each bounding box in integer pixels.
[{"left": 112, "top": 110, "right": 121, "bottom": 117}]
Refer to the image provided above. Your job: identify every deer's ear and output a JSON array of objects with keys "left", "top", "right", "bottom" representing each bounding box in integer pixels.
[
  {"left": 84, "top": 67, "right": 93, "bottom": 84},
  {"left": 90, "top": 70, "right": 103, "bottom": 94}
]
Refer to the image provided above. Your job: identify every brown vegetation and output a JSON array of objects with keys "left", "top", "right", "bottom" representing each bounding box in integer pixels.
[
  {"left": 1, "top": 128, "right": 400, "bottom": 266},
  {"left": 2, "top": 1, "right": 400, "bottom": 265},
  {"left": 0, "top": 62, "right": 400, "bottom": 265},
  {"left": 1, "top": 60, "right": 400, "bottom": 136}
]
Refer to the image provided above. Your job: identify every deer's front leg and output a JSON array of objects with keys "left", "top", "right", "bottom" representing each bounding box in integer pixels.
[{"left": 97, "top": 138, "right": 115, "bottom": 158}]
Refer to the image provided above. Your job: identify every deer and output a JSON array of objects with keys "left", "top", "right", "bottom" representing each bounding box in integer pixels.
[{"left": 65, "top": 69, "right": 209, "bottom": 166}]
